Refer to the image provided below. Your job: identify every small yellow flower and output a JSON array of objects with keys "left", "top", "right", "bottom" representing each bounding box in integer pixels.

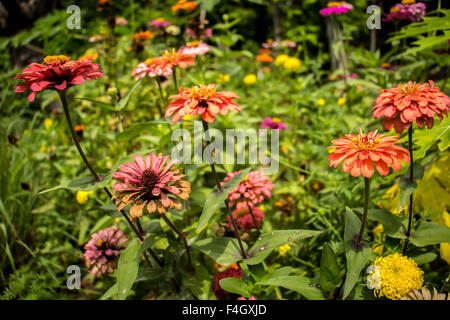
[
  {"left": 76, "top": 190, "right": 94, "bottom": 204},
  {"left": 317, "top": 98, "right": 326, "bottom": 106},
  {"left": 44, "top": 118, "right": 53, "bottom": 129},
  {"left": 182, "top": 114, "right": 194, "bottom": 121},
  {"left": 278, "top": 244, "right": 291, "bottom": 256},
  {"left": 243, "top": 74, "right": 257, "bottom": 85},
  {"left": 283, "top": 57, "right": 301, "bottom": 71},
  {"left": 281, "top": 146, "right": 288, "bottom": 153},
  {"left": 369, "top": 253, "right": 424, "bottom": 300},
  {"left": 274, "top": 54, "right": 289, "bottom": 66},
  {"left": 216, "top": 73, "right": 230, "bottom": 84},
  {"left": 337, "top": 97, "right": 347, "bottom": 106},
  {"left": 23, "top": 129, "right": 29, "bottom": 135},
  {"left": 39, "top": 145, "right": 47, "bottom": 153}
]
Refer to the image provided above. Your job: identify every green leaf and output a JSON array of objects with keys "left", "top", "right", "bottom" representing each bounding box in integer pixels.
[
  {"left": 257, "top": 276, "right": 325, "bottom": 300},
  {"left": 77, "top": 97, "right": 117, "bottom": 112},
  {"left": 410, "top": 252, "right": 438, "bottom": 265},
  {"left": 409, "top": 222, "right": 450, "bottom": 247},
  {"left": 116, "top": 80, "right": 141, "bottom": 111},
  {"left": 116, "top": 239, "right": 140, "bottom": 300},
  {"left": 342, "top": 208, "right": 372, "bottom": 300},
  {"left": 367, "top": 209, "right": 406, "bottom": 239},
  {"left": 319, "top": 243, "right": 341, "bottom": 292},
  {"left": 116, "top": 120, "right": 170, "bottom": 143},
  {"left": 196, "top": 167, "right": 252, "bottom": 233},
  {"left": 413, "top": 116, "right": 450, "bottom": 160},
  {"left": 219, "top": 278, "right": 250, "bottom": 297},
  {"left": 38, "top": 175, "right": 110, "bottom": 194},
  {"left": 191, "top": 237, "right": 247, "bottom": 266},
  {"left": 100, "top": 283, "right": 118, "bottom": 300},
  {"left": 246, "top": 229, "right": 322, "bottom": 265}
]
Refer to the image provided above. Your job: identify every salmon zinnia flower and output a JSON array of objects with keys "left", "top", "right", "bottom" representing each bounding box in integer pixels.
[
  {"left": 372, "top": 80, "right": 450, "bottom": 133},
  {"left": 165, "top": 84, "right": 241, "bottom": 123},
  {"left": 14, "top": 55, "right": 103, "bottom": 102},
  {"left": 172, "top": 0, "right": 198, "bottom": 13},
  {"left": 222, "top": 170, "right": 274, "bottom": 206},
  {"left": 328, "top": 129, "right": 410, "bottom": 178},
  {"left": 112, "top": 154, "right": 191, "bottom": 219},
  {"left": 227, "top": 202, "right": 264, "bottom": 232}
]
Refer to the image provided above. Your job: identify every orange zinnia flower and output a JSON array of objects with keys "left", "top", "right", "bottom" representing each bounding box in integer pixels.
[
  {"left": 372, "top": 80, "right": 450, "bottom": 133},
  {"left": 150, "top": 48, "right": 195, "bottom": 73},
  {"left": 131, "top": 31, "right": 154, "bottom": 41},
  {"left": 165, "top": 84, "right": 241, "bottom": 123},
  {"left": 172, "top": 0, "right": 198, "bottom": 12},
  {"left": 328, "top": 129, "right": 410, "bottom": 178},
  {"left": 256, "top": 54, "right": 273, "bottom": 63}
]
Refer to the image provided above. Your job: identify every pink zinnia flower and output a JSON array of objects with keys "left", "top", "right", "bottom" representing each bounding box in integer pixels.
[
  {"left": 14, "top": 55, "right": 103, "bottom": 102},
  {"left": 83, "top": 227, "right": 128, "bottom": 277},
  {"left": 181, "top": 41, "right": 210, "bottom": 56},
  {"left": 149, "top": 18, "right": 172, "bottom": 28},
  {"left": 222, "top": 170, "right": 274, "bottom": 206},
  {"left": 383, "top": 3, "right": 426, "bottom": 22},
  {"left": 88, "top": 35, "right": 103, "bottom": 43},
  {"left": 131, "top": 58, "right": 172, "bottom": 80},
  {"left": 115, "top": 17, "right": 128, "bottom": 25},
  {"left": 165, "top": 84, "right": 241, "bottom": 123},
  {"left": 186, "top": 27, "right": 213, "bottom": 39},
  {"left": 112, "top": 154, "right": 191, "bottom": 219},
  {"left": 320, "top": 2, "right": 353, "bottom": 16},
  {"left": 372, "top": 80, "right": 450, "bottom": 133},
  {"left": 227, "top": 202, "right": 264, "bottom": 232},
  {"left": 328, "top": 129, "right": 410, "bottom": 178},
  {"left": 260, "top": 117, "right": 286, "bottom": 130}
]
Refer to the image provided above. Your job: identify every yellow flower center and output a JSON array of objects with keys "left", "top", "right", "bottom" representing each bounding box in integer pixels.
[
  {"left": 272, "top": 117, "right": 281, "bottom": 123},
  {"left": 187, "top": 41, "right": 200, "bottom": 47},
  {"left": 43, "top": 55, "right": 69, "bottom": 65},
  {"left": 162, "top": 49, "right": 178, "bottom": 62},
  {"left": 144, "top": 58, "right": 155, "bottom": 65},
  {"left": 189, "top": 84, "right": 216, "bottom": 101},
  {"left": 96, "top": 239, "right": 103, "bottom": 247},
  {"left": 352, "top": 133, "right": 379, "bottom": 151},
  {"left": 399, "top": 82, "right": 419, "bottom": 95},
  {"left": 401, "top": 0, "right": 415, "bottom": 4},
  {"left": 327, "top": 2, "right": 347, "bottom": 8}
]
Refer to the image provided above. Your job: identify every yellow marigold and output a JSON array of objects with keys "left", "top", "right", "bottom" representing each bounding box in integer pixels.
[
  {"left": 278, "top": 244, "right": 291, "bottom": 256},
  {"left": 274, "top": 54, "right": 289, "bottom": 66},
  {"left": 440, "top": 211, "right": 450, "bottom": 265},
  {"left": 172, "top": 0, "right": 198, "bottom": 12},
  {"left": 283, "top": 57, "right": 301, "bottom": 71},
  {"left": 44, "top": 118, "right": 53, "bottom": 129},
  {"left": 371, "top": 253, "right": 424, "bottom": 300},
  {"left": 216, "top": 73, "right": 230, "bottom": 84},
  {"left": 243, "top": 74, "right": 257, "bottom": 85},
  {"left": 76, "top": 190, "right": 94, "bottom": 205},
  {"left": 317, "top": 98, "right": 326, "bottom": 106},
  {"left": 337, "top": 97, "right": 347, "bottom": 106}
]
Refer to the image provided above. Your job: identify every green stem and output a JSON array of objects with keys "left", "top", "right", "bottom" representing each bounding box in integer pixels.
[
  {"left": 356, "top": 178, "right": 370, "bottom": 245},
  {"left": 403, "top": 127, "right": 414, "bottom": 254},
  {"left": 172, "top": 67, "right": 178, "bottom": 92},
  {"left": 246, "top": 199, "right": 260, "bottom": 232},
  {"left": 202, "top": 120, "right": 248, "bottom": 259}
]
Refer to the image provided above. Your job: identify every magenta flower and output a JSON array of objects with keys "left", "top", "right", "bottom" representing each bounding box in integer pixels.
[
  {"left": 83, "top": 227, "right": 128, "bottom": 277},
  {"left": 149, "top": 18, "right": 172, "bottom": 29},
  {"left": 237, "top": 296, "right": 256, "bottom": 300},
  {"left": 112, "top": 154, "right": 191, "bottom": 218},
  {"left": 227, "top": 202, "right": 264, "bottom": 232},
  {"left": 260, "top": 117, "right": 286, "bottom": 130},
  {"left": 383, "top": 3, "right": 426, "bottom": 22},
  {"left": 115, "top": 17, "right": 128, "bottom": 25},
  {"left": 222, "top": 170, "right": 274, "bottom": 206},
  {"left": 319, "top": 2, "right": 353, "bottom": 16}
]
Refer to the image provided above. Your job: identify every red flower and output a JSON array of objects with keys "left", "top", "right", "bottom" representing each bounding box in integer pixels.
[
  {"left": 328, "top": 129, "right": 410, "bottom": 178},
  {"left": 227, "top": 202, "right": 264, "bottom": 232},
  {"left": 14, "top": 55, "right": 103, "bottom": 102},
  {"left": 212, "top": 268, "right": 242, "bottom": 300},
  {"left": 372, "top": 80, "right": 450, "bottom": 133},
  {"left": 165, "top": 84, "right": 241, "bottom": 123}
]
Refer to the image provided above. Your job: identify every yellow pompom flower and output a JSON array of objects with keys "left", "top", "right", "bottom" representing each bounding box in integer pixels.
[
  {"left": 317, "top": 98, "right": 326, "bottom": 106},
  {"left": 274, "top": 54, "right": 289, "bottom": 66},
  {"left": 216, "top": 73, "right": 230, "bottom": 84},
  {"left": 369, "top": 253, "right": 424, "bottom": 300},
  {"left": 243, "top": 74, "right": 257, "bottom": 85},
  {"left": 337, "top": 97, "right": 347, "bottom": 106},
  {"left": 76, "top": 190, "right": 94, "bottom": 204},
  {"left": 44, "top": 118, "right": 53, "bottom": 129},
  {"left": 282, "top": 57, "right": 301, "bottom": 71},
  {"left": 278, "top": 244, "right": 291, "bottom": 256}
]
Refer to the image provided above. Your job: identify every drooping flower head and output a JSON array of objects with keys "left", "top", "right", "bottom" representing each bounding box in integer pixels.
[
  {"left": 367, "top": 253, "right": 424, "bottom": 300},
  {"left": 186, "top": 27, "right": 213, "bottom": 39},
  {"left": 260, "top": 117, "right": 286, "bottom": 130},
  {"left": 328, "top": 129, "right": 410, "bottom": 178},
  {"left": 112, "top": 154, "right": 191, "bottom": 219},
  {"left": 165, "top": 84, "right": 241, "bottom": 123},
  {"left": 319, "top": 2, "right": 354, "bottom": 16},
  {"left": 372, "top": 80, "right": 450, "bottom": 133},
  {"left": 83, "top": 227, "right": 128, "bottom": 277},
  {"left": 212, "top": 268, "right": 242, "bottom": 300},
  {"left": 14, "top": 55, "right": 103, "bottom": 102},
  {"left": 181, "top": 41, "right": 210, "bottom": 56},
  {"left": 222, "top": 170, "right": 274, "bottom": 207},
  {"left": 227, "top": 202, "right": 264, "bottom": 232}
]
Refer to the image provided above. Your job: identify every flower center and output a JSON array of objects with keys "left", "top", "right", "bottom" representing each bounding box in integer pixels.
[
  {"left": 327, "top": 2, "right": 346, "bottom": 7},
  {"left": 162, "top": 49, "right": 178, "bottom": 62},
  {"left": 189, "top": 84, "right": 216, "bottom": 101},
  {"left": 187, "top": 41, "right": 200, "bottom": 47},
  {"left": 144, "top": 58, "right": 154, "bottom": 65},
  {"left": 352, "top": 134, "right": 378, "bottom": 151},
  {"left": 140, "top": 169, "right": 160, "bottom": 191},
  {"left": 399, "top": 83, "right": 418, "bottom": 95},
  {"left": 401, "top": 0, "right": 415, "bottom": 4},
  {"left": 272, "top": 117, "right": 281, "bottom": 123},
  {"left": 43, "top": 55, "right": 69, "bottom": 65},
  {"left": 96, "top": 239, "right": 103, "bottom": 247}
]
